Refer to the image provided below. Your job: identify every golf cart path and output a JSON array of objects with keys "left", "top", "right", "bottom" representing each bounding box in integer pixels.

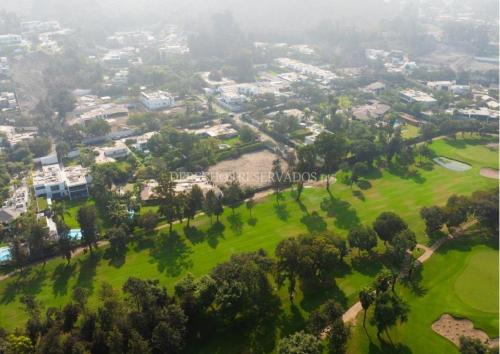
[{"left": 328, "top": 220, "right": 477, "bottom": 335}]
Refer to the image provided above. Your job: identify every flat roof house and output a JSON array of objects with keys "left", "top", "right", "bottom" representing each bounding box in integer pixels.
[
  {"left": 140, "top": 91, "right": 175, "bottom": 111},
  {"left": 32, "top": 164, "right": 91, "bottom": 200},
  {"left": 400, "top": 89, "right": 437, "bottom": 107}
]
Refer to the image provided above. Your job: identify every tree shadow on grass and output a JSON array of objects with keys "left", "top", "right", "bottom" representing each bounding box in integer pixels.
[
  {"left": 364, "top": 166, "right": 383, "bottom": 180},
  {"left": 416, "top": 160, "right": 434, "bottom": 171},
  {"left": 150, "top": 231, "right": 193, "bottom": 277},
  {"left": 248, "top": 217, "right": 258, "bottom": 226},
  {"left": 402, "top": 265, "right": 427, "bottom": 297},
  {"left": 368, "top": 337, "right": 413, "bottom": 354},
  {"left": 320, "top": 196, "right": 361, "bottom": 230},
  {"left": 387, "top": 163, "right": 426, "bottom": 184},
  {"left": 103, "top": 243, "right": 128, "bottom": 269},
  {"left": 52, "top": 262, "right": 77, "bottom": 297},
  {"left": 299, "top": 279, "right": 349, "bottom": 312},
  {"left": 76, "top": 250, "right": 102, "bottom": 294},
  {"left": 274, "top": 203, "right": 289, "bottom": 221},
  {"left": 356, "top": 179, "right": 372, "bottom": 190},
  {"left": 184, "top": 226, "right": 205, "bottom": 244},
  {"left": 1, "top": 268, "right": 48, "bottom": 304},
  {"left": 207, "top": 221, "right": 225, "bottom": 248},
  {"left": 278, "top": 304, "right": 307, "bottom": 337},
  {"left": 352, "top": 190, "right": 365, "bottom": 201},
  {"left": 227, "top": 212, "right": 244, "bottom": 235},
  {"left": 351, "top": 255, "right": 384, "bottom": 277},
  {"left": 300, "top": 211, "right": 327, "bottom": 234}
]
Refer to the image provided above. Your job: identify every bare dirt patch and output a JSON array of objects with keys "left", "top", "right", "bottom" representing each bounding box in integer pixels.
[
  {"left": 486, "top": 143, "right": 499, "bottom": 150},
  {"left": 432, "top": 314, "right": 499, "bottom": 348},
  {"left": 208, "top": 150, "right": 287, "bottom": 188},
  {"left": 480, "top": 167, "right": 499, "bottom": 179}
]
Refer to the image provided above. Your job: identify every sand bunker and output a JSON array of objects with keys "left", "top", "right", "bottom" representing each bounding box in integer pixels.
[
  {"left": 480, "top": 167, "right": 499, "bottom": 179},
  {"left": 432, "top": 314, "right": 499, "bottom": 348},
  {"left": 433, "top": 157, "right": 471, "bottom": 172}
]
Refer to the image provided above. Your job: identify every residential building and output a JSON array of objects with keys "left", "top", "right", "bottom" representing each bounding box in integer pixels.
[
  {"left": 427, "top": 80, "right": 455, "bottom": 91},
  {"left": 0, "top": 125, "right": 36, "bottom": 146},
  {"left": 94, "top": 141, "right": 130, "bottom": 164},
  {"left": 0, "top": 183, "right": 29, "bottom": 224},
  {"left": 275, "top": 58, "right": 337, "bottom": 83},
  {"left": 352, "top": 100, "right": 391, "bottom": 121},
  {"left": 400, "top": 89, "right": 437, "bottom": 107},
  {"left": 193, "top": 124, "right": 238, "bottom": 139},
  {"left": 362, "top": 81, "right": 386, "bottom": 95},
  {"left": 21, "top": 20, "right": 61, "bottom": 33},
  {"left": 456, "top": 107, "right": 499, "bottom": 121},
  {"left": 131, "top": 131, "right": 158, "bottom": 152},
  {"left": 0, "top": 57, "right": 9, "bottom": 77},
  {"left": 140, "top": 91, "right": 175, "bottom": 110},
  {"left": 32, "top": 164, "right": 91, "bottom": 200},
  {"left": 0, "top": 34, "right": 22, "bottom": 47},
  {"left": 79, "top": 103, "right": 129, "bottom": 123}
]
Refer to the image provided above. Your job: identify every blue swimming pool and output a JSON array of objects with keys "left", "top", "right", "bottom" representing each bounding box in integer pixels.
[
  {"left": 68, "top": 229, "right": 82, "bottom": 240},
  {"left": 0, "top": 246, "right": 11, "bottom": 262}
]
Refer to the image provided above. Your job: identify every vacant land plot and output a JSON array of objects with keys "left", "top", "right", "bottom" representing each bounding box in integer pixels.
[
  {"left": 348, "top": 231, "right": 499, "bottom": 354},
  {"left": 208, "top": 150, "right": 286, "bottom": 188}
]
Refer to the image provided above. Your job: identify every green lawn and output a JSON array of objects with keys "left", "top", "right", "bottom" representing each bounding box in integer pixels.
[
  {"left": 0, "top": 135, "right": 497, "bottom": 343},
  {"left": 429, "top": 136, "right": 499, "bottom": 170},
  {"left": 348, "top": 229, "right": 499, "bottom": 354},
  {"left": 401, "top": 125, "right": 420, "bottom": 140}
]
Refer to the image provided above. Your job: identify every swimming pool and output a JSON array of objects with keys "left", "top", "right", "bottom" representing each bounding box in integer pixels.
[
  {"left": 0, "top": 246, "right": 11, "bottom": 262},
  {"left": 68, "top": 229, "right": 83, "bottom": 240},
  {"left": 433, "top": 157, "right": 471, "bottom": 172}
]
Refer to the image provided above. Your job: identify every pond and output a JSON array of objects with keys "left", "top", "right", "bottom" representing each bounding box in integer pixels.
[{"left": 433, "top": 157, "right": 471, "bottom": 172}]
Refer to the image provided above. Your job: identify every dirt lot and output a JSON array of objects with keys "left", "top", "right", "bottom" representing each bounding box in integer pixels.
[{"left": 208, "top": 150, "right": 287, "bottom": 188}]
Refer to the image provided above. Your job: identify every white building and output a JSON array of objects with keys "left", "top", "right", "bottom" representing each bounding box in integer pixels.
[
  {"left": 131, "top": 131, "right": 158, "bottom": 152},
  {"left": 140, "top": 91, "right": 175, "bottom": 110},
  {"left": 0, "top": 57, "right": 9, "bottom": 77},
  {"left": 0, "top": 34, "right": 22, "bottom": 47},
  {"left": 32, "top": 164, "right": 91, "bottom": 200},
  {"left": 400, "top": 89, "right": 437, "bottom": 107}
]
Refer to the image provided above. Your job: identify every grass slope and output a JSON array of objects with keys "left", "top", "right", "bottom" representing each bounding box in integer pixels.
[{"left": 348, "top": 230, "right": 499, "bottom": 354}]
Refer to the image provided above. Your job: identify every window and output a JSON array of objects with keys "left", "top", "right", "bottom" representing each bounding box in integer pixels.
[{"left": 50, "top": 185, "right": 60, "bottom": 192}]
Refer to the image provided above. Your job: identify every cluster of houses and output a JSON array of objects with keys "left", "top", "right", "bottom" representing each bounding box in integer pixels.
[{"left": 365, "top": 49, "right": 418, "bottom": 74}]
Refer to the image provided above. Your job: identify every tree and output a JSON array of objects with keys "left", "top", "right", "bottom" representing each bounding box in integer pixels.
[
  {"left": 107, "top": 227, "right": 128, "bottom": 258},
  {"left": 308, "top": 300, "right": 344, "bottom": 335},
  {"left": 5, "top": 334, "right": 33, "bottom": 354},
  {"left": 77, "top": 205, "right": 99, "bottom": 252},
  {"left": 239, "top": 126, "right": 257, "bottom": 143},
  {"left": 275, "top": 237, "right": 301, "bottom": 302},
  {"left": 350, "top": 162, "right": 367, "bottom": 188},
  {"left": 328, "top": 319, "right": 350, "bottom": 354},
  {"left": 156, "top": 174, "right": 178, "bottom": 233},
  {"left": 56, "top": 218, "right": 73, "bottom": 264},
  {"left": 203, "top": 190, "right": 217, "bottom": 224},
  {"left": 27, "top": 218, "right": 50, "bottom": 264},
  {"left": 10, "top": 237, "right": 28, "bottom": 273},
  {"left": 84, "top": 118, "right": 111, "bottom": 138},
  {"left": 373, "top": 212, "right": 408, "bottom": 245},
  {"left": 459, "top": 336, "right": 489, "bottom": 354},
  {"left": 471, "top": 188, "right": 499, "bottom": 235},
  {"left": 295, "top": 145, "right": 317, "bottom": 201},
  {"left": 271, "top": 158, "right": 285, "bottom": 203},
  {"left": 371, "top": 292, "right": 409, "bottom": 338},
  {"left": 223, "top": 175, "right": 244, "bottom": 214},
  {"left": 390, "top": 229, "right": 417, "bottom": 264},
  {"left": 139, "top": 211, "right": 159, "bottom": 234},
  {"left": 184, "top": 185, "right": 204, "bottom": 227},
  {"left": 359, "top": 287, "right": 375, "bottom": 328},
  {"left": 211, "top": 250, "right": 275, "bottom": 321},
  {"left": 277, "top": 331, "right": 323, "bottom": 354},
  {"left": 151, "top": 304, "right": 188, "bottom": 354},
  {"left": 348, "top": 226, "right": 378, "bottom": 254},
  {"left": 246, "top": 198, "right": 255, "bottom": 218},
  {"left": 213, "top": 194, "right": 224, "bottom": 222},
  {"left": 445, "top": 194, "right": 471, "bottom": 229},
  {"left": 420, "top": 206, "right": 446, "bottom": 235},
  {"left": 315, "top": 133, "right": 348, "bottom": 191}
]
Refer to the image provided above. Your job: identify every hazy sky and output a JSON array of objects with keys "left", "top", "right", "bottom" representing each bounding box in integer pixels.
[{"left": 2, "top": 0, "right": 401, "bottom": 32}]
